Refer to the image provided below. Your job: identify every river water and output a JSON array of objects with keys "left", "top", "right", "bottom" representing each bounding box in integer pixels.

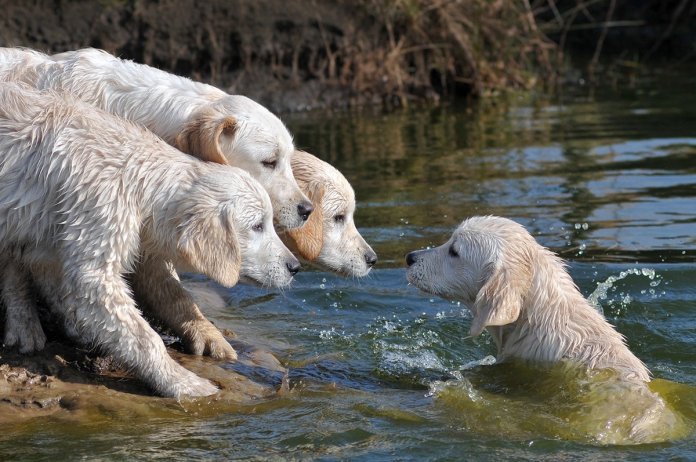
[{"left": 2, "top": 70, "right": 696, "bottom": 459}]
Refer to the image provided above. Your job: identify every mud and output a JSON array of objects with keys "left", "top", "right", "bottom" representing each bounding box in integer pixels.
[
  {"left": 0, "top": 0, "right": 390, "bottom": 112},
  {"left": 0, "top": 339, "right": 290, "bottom": 424},
  {"left": 0, "top": 282, "right": 288, "bottom": 424}
]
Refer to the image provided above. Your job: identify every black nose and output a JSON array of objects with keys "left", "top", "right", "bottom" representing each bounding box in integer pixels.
[
  {"left": 286, "top": 260, "right": 301, "bottom": 276},
  {"left": 364, "top": 250, "right": 377, "bottom": 267},
  {"left": 405, "top": 251, "right": 418, "bottom": 267},
  {"left": 297, "top": 201, "right": 313, "bottom": 221}
]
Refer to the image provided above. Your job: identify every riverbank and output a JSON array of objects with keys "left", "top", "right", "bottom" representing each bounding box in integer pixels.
[{"left": 2, "top": 1, "right": 693, "bottom": 112}]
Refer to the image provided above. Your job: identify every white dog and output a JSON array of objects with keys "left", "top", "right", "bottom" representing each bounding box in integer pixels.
[
  {"left": 0, "top": 47, "right": 313, "bottom": 228},
  {"left": 283, "top": 150, "right": 377, "bottom": 277},
  {"left": 406, "top": 215, "right": 650, "bottom": 382},
  {"left": 0, "top": 47, "right": 310, "bottom": 359},
  {"left": 0, "top": 82, "right": 299, "bottom": 398}
]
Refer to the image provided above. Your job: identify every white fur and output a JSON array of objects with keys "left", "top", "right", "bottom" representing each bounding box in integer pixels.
[
  {"left": 406, "top": 215, "right": 651, "bottom": 382},
  {"left": 284, "top": 150, "right": 377, "bottom": 277},
  {"left": 0, "top": 46, "right": 313, "bottom": 229},
  {"left": 0, "top": 82, "right": 298, "bottom": 398},
  {"left": 0, "top": 47, "right": 305, "bottom": 361}
]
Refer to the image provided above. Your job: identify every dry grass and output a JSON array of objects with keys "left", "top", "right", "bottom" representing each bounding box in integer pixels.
[
  {"left": 1, "top": 0, "right": 692, "bottom": 109},
  {"left": 332, "top": 0, "right": 558, "bottom": 105}
]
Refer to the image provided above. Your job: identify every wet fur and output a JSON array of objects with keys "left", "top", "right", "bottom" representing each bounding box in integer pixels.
[
  {"left": 0, "top": 83, "right": 297, "bottom": 398},
  {"left": 285, "top": 150, "right": 377, "bottom": 277},
  {"left": 0, "top": 47, "right": 303, "bottom": 361},
  {"left": 406, "top": 216, "right": 650, "bottom": 382}
]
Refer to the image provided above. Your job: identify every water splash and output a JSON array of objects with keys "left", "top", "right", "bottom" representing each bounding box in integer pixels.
[
  {"left": 448, "top": 356, "right": 497, "bottom": 381},
  {"left": 587, "top": 268, "right": 663, "bottom": 316}
]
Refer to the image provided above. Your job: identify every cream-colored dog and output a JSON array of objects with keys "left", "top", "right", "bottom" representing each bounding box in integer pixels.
[
  {"left": 0, "top": 83, "right": 299, "bottom": 398},
  {"left": 406, "top": 215, "right": 650, "bottom": 382},
  {"left": 0, "top": 47, "right": 310, "bottom": 359},
  {"left": 284, "top": 150, "right": 377, "bottom": 277},
  {"left": 0, "top": 47, "right": 313, "bottom": 228}
]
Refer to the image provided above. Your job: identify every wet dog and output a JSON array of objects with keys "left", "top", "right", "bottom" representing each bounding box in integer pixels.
[
  {"left": 0, "top": 83, "right": 299, "bottom": 397},
  {"left": 406, "top": 215, "right": 650, "bottom": 382}
]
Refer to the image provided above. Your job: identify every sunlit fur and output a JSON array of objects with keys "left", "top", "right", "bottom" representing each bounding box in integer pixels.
[
  {"left": 0, "top": 46, "right": 312, "bottom": 229},
  {"left": 406, "top": 216, "right": 650, "bottom": 383},
  {"left": 0, "top": 83, "right": 298, "bottom": 398},
  {"left": 0, "top": 47, "right": 303, "bottom": 362},
  {"left": 284, "top": 150, "right": 377, "bottom": 277}
]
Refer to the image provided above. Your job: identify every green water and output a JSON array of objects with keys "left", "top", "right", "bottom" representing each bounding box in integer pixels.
[{"left": 2, "top": 70, "right": 696, "bottom": 459}]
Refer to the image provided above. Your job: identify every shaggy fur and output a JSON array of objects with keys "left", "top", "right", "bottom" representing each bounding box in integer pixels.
[
  {"left": 0, "top": 82, "right": 299, "bottom": 398},
  {"left": 284, "top": 150, "right": 377, "bottom": 277},
  {"left": 406, "top": 216, "right": 650, "bottom": 383},
  {"left": 0, "top": 47, "right": 307, "bottom": 360},
  {"left": 0, "top": 47, "right": 313, "bottom": 229}
]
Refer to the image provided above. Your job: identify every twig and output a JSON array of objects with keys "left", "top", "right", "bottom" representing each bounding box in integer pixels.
[
  {"left": 542, "top": 20, "right": 645, "bottom": 32},
  {"left": 588, "top": 0, "right": 616, "bottom": 80},
  {"left": 644, "top": 0, "right": 690, "bottom": 61}
]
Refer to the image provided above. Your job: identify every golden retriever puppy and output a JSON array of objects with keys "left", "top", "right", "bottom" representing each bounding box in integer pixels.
[
  {"left": 0, "top": 47, "right": 309, "bottom": 360},
  {"left": 0, "top": 83, "right": 299, "bottom": 398},
  {"left": 0, "top": 47, "right": 312, "bottom": 228},
  {"left": 284, "top": 150, "right": 377, "bottom": 277},
  {"left": 405, "top": 215, "right": 650, "bottom": 382}
]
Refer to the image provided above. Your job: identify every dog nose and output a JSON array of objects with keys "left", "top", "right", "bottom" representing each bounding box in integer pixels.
[
  {"left": 286, "top": 259, "right": 301, "bottom": 276},
  {"left": 364, "top": 250, "right": 378, "bottom": 267},
  {"left": 297, "top": 201, "right": 313, "bottom": 221},
  {"left": 405, "top": 251, "right": 418, "bottom": 267}
]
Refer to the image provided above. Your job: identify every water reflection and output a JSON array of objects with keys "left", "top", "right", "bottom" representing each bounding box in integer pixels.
[
  {"left": 2, "top": 71, "right": 696, "bottom": 459},
  {"left": 286, "top": 79, "right": 696, "bottom": 265}
]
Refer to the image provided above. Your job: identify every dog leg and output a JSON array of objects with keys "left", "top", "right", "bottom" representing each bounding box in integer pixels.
[
  {"left": 61, "top": 267, "right": 218, "bottom": 398},
  {"left": 131, "top": 254, "right": 238, "bottom": 361},
  {"left": 2, "top": 261, "right": 46, "bottom": 353}
]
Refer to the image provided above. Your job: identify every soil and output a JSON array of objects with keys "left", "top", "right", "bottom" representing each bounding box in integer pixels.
[
  {"left": 0, "top": 282, "right": 289, "bottom": 424},
  {"left": 0, "top": 0, "right": 391, "bottom": 112}
]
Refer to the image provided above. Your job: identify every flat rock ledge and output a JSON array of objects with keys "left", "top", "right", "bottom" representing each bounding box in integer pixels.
[{"left": 0, "top": 339, "right": 288, "bottom": 425}]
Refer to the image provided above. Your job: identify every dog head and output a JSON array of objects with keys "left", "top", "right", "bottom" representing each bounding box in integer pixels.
[
  {"left": 175, "top": 165, "right": 300, "bottom": 288},
  {"left": 284, "top": 150, "right": 377, "bottom": 277},
  {"left": 406, "top": 216, "right": 534, "bottom": 336},
  {"left": 175, "top": 95, "right": 313, "bottom": 230}
]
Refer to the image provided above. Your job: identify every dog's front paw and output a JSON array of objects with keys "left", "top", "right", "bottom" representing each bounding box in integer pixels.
[
  {"left": 173, "top": 371, "right": 219, "bottom": 399},
  {"left": 4, "top": 318, "right": 47, "bottom": 354},
  {"left": 182, "top": 319, "right": 238, "bottom": 361}
]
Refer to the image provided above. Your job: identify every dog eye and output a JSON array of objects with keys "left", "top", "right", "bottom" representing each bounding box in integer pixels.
[
  {"left": 448, "top": 245, "right": 459, "bottom": 257},
  {"left": 252, "top": 222, "right": 264, "bottom": 232},
  {"left": 261, "top": 159, "right": 277, "bottom": 169},
  {"left": 334, "top": 214, "right": 345, "bottom": 223}
]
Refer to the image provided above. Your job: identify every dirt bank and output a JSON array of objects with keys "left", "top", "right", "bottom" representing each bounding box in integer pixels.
[
  {"left": 2, "top": 1, "right": 693, "bottom": 112},
  {"left": 0, "top": 0, "right": 558, "bottom": 112}
]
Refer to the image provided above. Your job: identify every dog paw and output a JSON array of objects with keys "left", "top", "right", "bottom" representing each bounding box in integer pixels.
[
  {"left": 4, "top": 321, "right": 47, "bottom": 354},
  {"left": 172, "top": 372, "right": 219, "bottom": 399},
  {"left": 182, "top": 319, "right": 238, "bottom": 361}
]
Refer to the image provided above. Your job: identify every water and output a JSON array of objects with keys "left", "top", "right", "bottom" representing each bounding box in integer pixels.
[{"left": 2, "top": 70, "right": 696, "bottom": 459}]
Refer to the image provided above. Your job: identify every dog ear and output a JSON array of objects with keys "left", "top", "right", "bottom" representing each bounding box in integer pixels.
[
  {"left": 175, "top": 111, "right": 235, "bottom": 165},
  {"left": 178, "top": 211, "right": 241, "bottom": 287},
  {"left": 287, "top": 186, "right": 324, "bottom": 261},
  {"left": 469, "top": 262, "right": 529, "bottom": 337}
]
